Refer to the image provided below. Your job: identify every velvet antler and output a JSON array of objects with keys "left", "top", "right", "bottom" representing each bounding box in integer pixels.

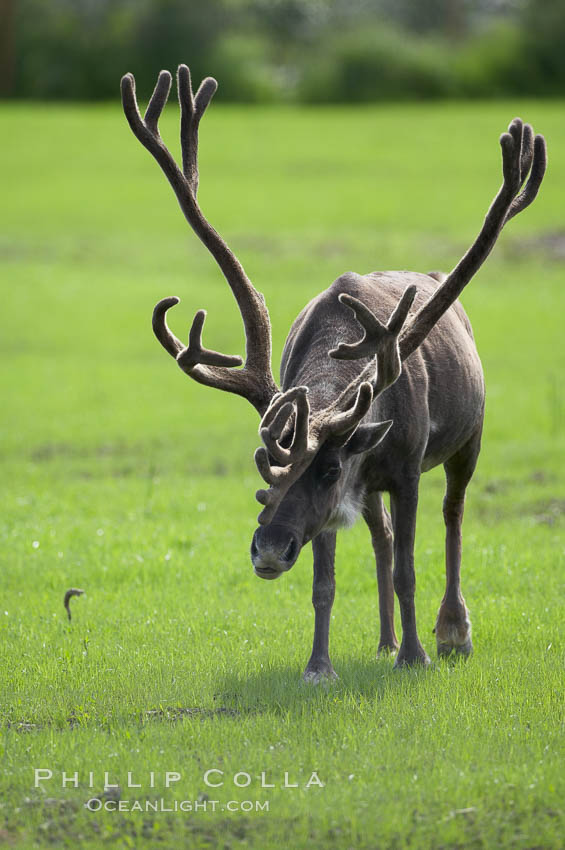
[
  {"left": 121, "top": 66, "right": 278, "bottom": 414},
  {"left": 399, "top": 118, "right": 546, "bottom": 360}
]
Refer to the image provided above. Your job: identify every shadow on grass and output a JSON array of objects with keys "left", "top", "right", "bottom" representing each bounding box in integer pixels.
[
  {"left": 216, "top": 654, "right": 442, "bottom": 715},
  {"left": 4, "top": 655, "right": 462, "bottom": 732}
]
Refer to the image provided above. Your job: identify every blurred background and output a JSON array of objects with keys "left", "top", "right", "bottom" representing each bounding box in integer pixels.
[{"left": 2, "top": 0, "right": 564, "bottom": 103}]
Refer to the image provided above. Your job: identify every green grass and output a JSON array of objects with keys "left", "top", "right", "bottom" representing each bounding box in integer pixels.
[{"left": 1, "top": 98, "right": 564, "bottom": 849}]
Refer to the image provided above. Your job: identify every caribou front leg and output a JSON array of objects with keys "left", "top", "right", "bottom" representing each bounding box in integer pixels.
[
  {"left": 303, "top": 531, "right": 337, "bottom": 683},
  {"left": 391, "top": 478, "right": 431, "bottom": 667}
]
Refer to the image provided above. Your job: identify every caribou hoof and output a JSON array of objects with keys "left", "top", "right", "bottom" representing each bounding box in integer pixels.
[
  {"left": 393, "top": 646, "right": 431, "bottom": 668},
  {"left": 303, "top": 666, "right": 338, "bottom": 685},
  {"left": 437, "top": 637, "right": 473, "bottom": 659},
  {"left": 435, "top": 612, "right": 472, "bottom": 659},
  {"left": 377, "top": 641, "right": 399, "bottom": 657}
]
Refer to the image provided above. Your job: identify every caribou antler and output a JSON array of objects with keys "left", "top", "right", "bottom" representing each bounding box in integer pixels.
[
  {"left": 121, "top": 66, "right": 278, "bottom": 414},
  {"left": 329, "top": 284, "right": 417, "bottom": 404},
  {"left": 399, "top": 117, "right": 546, "bottom": 360},
  {"left": 255, "top": 286, "right": 416, "bottom": 524}
]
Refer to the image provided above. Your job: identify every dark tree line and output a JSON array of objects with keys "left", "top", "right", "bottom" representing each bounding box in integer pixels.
[{"left": 2, "top": 0, "right": 563, "bottom": 101}]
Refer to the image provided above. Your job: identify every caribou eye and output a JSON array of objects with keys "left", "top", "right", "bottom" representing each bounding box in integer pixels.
[{"left": 323, "top": 464, "right": 342, "bottom": 483}]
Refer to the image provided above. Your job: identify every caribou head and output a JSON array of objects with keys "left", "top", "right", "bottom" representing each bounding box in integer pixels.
[{"left": 250, "top": 285, "right": 416, "bottom": 578}]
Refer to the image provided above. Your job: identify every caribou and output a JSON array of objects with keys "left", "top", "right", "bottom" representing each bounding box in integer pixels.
[{"left": 121, "top": 65, "right": 546, "bottom": 679}]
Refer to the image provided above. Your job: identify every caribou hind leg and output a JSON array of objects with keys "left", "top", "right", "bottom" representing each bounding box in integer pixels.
[
  {"left": 303, "top": 531, "right": 338, "bottom": 683},
  {"left": 363, "top": 492, "right": 399, "bottom": 655},
  {"left": 435, "top": 426, "right": 483, "bottom": 658}
]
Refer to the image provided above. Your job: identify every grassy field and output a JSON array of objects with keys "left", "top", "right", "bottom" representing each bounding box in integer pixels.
[{"left": 1, "top": 96, "right": 564, "bottom": 849}]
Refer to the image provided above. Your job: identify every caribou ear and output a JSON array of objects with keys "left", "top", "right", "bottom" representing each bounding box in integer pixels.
[{"left": 345, "top": 420, "right": 393, "bottom": 456}]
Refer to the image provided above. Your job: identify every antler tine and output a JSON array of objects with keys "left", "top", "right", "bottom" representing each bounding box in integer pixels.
[
  {"left": 254, "top": 469, "right": 297, "bottom": 525},
  {"left": 153, "top": 297, "right": 184, "bottom": 357},
  {"left": 506, "top": 133, "right": 547, "bottom": 222},
  {"left": 263, "top": 402, "right": 294, "bottom": 441},
  {"left": 177, "top": 64, "right": 196, "bottom": 190},
  {"left": 255, "top": 484, "right": 279, "bottom": 525},
  {"left": 258, "top": 387, "right": 310, "bottom": 466},
  {"left": 387, "top": 284, "right": 418, "bottom": 335},
  {"left": 254, "top": 386, "right": 315, "bottom": 524},
  {"left": 121, "top": 71, "right": 171, "bottom": 155},
  {"left": 328, "top": 294, "right": 389, "bottom": 361},
  {"left": 256, "top": 486, "right": 272, "bottom": 507},
  {"left": 260, "top": 386, "right": 309, "bottom": 431},
  {"left": 255, "top": 446, "right": 285, "bottom": 487},
  {"left": 323, "top": 382, "right": 373, "bottom": 436},
  {"left": 399, "top": 118, "right": 547, "bottom": 361},
  {"left": 289, "top": 389, "right": 310, "bottom": 456},
  {"left": 144, "top": 70, "right": 172, "bottom": 134},
  {"left": 259, "top": 401, "right": 294, "bottom": 465},
  {"left": 328, "top": 285, "right": 416, "bottom": 412},
  {"left": 122, "top": 65, "right": 279, "bottom": 415},
  {"left": 177, "top": 64, "right": 218, "bottom": 195},
  {"left": 519, "top": 123, "right": 534, "bottom": 184},
  {"left": 330, "top": 286, "right": 416, "bottom": 361},
  {"left": 194, "top": 76, "right": 219, "bottom": 121},
  {"left": 153, "top": 299, "right": 244, "bottom": 370},
  {"left": 504, "top": 117, "right": 523, "bottom": 190},
  {"left": 180, "top": 309, "right": 243, "bottom": 369},
  {"left": 260, "top": 431, "right": 292, "bottom": 467}
]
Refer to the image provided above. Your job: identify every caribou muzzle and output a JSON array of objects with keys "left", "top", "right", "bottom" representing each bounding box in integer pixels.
[{"left": 251, "top": 525, "right": 301, "bottom": 579}]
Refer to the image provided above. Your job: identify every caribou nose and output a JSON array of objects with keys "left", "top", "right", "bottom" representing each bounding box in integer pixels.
[
  {"left": 280, "top": 536, "right": 298, "bottom": 564},
  {"left": 251, "top": 527, "right": 301, "bottom": 578}
]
